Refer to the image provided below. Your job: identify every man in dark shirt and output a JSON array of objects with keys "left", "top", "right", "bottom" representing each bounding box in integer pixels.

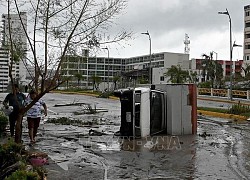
[{"left": 3, "top": 84, "right": 26, "bottom": 137}]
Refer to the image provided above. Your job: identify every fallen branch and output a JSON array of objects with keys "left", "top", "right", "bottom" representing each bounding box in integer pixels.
[{"left": 54, "top": 102, "right": 88, "bottom": 107}]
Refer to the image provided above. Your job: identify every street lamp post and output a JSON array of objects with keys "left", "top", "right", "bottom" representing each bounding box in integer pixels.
[
  {"left": 218, "top": 9, "right": 233, "bottom": 100},
  {"left": 141, "top": 31, "right": 152, "bottom": 84},
  {"left": 102, "top": 47, "right": 110, "bottom": 91}
]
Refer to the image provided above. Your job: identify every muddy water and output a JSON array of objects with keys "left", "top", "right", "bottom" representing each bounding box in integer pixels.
[{"left": 1, "top": 93, "right": 249, "bottom": 179}]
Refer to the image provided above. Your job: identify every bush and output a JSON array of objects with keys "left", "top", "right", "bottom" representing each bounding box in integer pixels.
[
  {"left": 0, "top": 140, "right": 46, "bottom": 179},
  {"left": 198, "top": 81, "right": 212, "bottom": 88},
  {"left": 0, "top": 111, "right": 8, "bottom": 136},
  {"left": 0, "top": 139, "right": 23, "bottom": 169},
  {"left": 5, "top": 170, "right": 40, "bottom": 180},
  {"left": 228, "top": 103, "right": 250, "bottom": 115}
]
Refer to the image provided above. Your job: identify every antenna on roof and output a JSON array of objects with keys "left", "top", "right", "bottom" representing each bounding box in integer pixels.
[{"left": 184, "top": 33, "right": 190, "bottom": 54}]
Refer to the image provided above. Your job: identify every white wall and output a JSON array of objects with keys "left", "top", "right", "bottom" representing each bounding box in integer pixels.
[{"left": 152, "top": 53, "right": 190, "bottom": 84}]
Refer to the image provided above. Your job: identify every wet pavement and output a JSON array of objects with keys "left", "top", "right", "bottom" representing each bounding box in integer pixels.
[{"left": 1, "top": 93, "right": 250, "bottom": 179}]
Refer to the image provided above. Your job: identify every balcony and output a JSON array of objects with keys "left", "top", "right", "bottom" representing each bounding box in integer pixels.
[
  {"left": 245, "top": 27, "right": 250, "bottom": 32},
  {"left": 245, "top": 16, "right": 250, "bottom": 21},
  {"left": 245, "top": 38, "right": 250, "bottom": 43},
  {"left": 244, "top": 49, "right": 250, "bottom": 54}
]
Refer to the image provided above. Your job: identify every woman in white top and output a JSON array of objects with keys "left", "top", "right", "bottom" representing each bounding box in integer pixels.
[{"left": 26, "top": 90, "right": 47, "bottom": 144}]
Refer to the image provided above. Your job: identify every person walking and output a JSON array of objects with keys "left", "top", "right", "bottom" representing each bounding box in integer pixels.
[
  {"left": 25, "top": 90, "right": 47, "bottom": 144},
  {"left": 3, "top": 84, "right": 26, "bottom": 137}
]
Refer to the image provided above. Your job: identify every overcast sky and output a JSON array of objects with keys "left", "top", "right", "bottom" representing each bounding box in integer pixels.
[
  {"left": 0, "top": 0, "right": 248, "bottom": 61},
  {"left": 97, "top": 0, "right": 249, "bottom": 60}
]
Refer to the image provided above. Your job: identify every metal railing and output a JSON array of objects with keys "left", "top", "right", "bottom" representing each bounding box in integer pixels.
[{"left": 198, "top": 88, "right": 250, "bottom": 99}]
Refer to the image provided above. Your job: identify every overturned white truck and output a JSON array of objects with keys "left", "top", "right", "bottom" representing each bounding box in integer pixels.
[{"left": 114, "top": 84, "right": 197, "bottom": 138}]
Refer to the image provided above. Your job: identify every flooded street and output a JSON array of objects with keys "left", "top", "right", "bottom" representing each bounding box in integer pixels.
[{"left": 1, "top": 93, "right": 250, "bottom": 179}]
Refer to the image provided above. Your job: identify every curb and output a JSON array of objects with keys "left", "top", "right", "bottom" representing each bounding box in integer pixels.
[
  {"left": 51, "top": 91, "right": 119, "bottom": 100},
  {"left": 197, "top": 110, "right": 248, "bottom": 121}
]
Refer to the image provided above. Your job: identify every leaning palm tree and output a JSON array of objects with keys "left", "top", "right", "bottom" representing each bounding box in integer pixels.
[{"left": 164, "top": 65, "right": 189, "bottom": 83}]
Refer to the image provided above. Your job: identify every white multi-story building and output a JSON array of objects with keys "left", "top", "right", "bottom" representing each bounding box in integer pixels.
[
  {"left": 0, "top": 47, "right": 10, "bottom": 91},
  {"left": 0, "top": 47, "right": 25, "bottom": 91},
  {"left": 2, "top": 12, "right": 27, "bottom": 51},
  {"left": 61, "top": 52, "right": 190, "bottom": 90},
  {"left": 0, "top": 12, "right": 27, "bottom": 91},
  {"left": 244, "top": 5, "right": 250, "bottom": 62}
]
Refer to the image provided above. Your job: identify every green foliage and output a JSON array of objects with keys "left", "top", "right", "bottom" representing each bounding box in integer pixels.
[
  {"left": 189, "top": 71, "right": 198, "bottom": 83},
  {"left": 0, "top": 139, "right": 23, "bottom": 167},
  {"left": 228, "top": 103, "right": 250, "bottom": 115},
  {"left": 164, "top": 65, "right": 189, "bottom": 83},
  {"left": 0, "top": 111, "right": 8, "bottom": 135},
  {"left": 198, "top": 81, "right": 212, "bottom": 88},
  {"left": 138, "top": 77, "right": 148, "bottom": 84},
  {"left": 91, "top": 75, "right": 101, "bottom": 90},
  {"left": 0, "top": 140, "right": 47, "bottom": 179},
  {"left": 5, "top": 170, "right": 40, "bottom": 180},
  {"left": 199, "top": 103, "right": 250, "bottom": 117},
  {"left": 200, "top": 53, "right": 223, "bottom": 88},
  {"left": 0, "top": 139, "right": 25, "bottom": 179}
]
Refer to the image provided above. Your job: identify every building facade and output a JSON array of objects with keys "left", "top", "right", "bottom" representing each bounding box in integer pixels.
[
  {"left": 2, "top": 12, "right": 27, "bottom": 51},
  {"left": 190, "top": 58, "right": 243, "bottom": 82},
  {"left": 244, "top": 5, "right": 250, "bottom": 62},
  {"left": 0, "top": 47, "right": 25, "bottom": 92},
  {"left": 0, "top": 13, "right": 27, "bottom": 91},
  {"left": 60, "top": 52, "right": 190, "bottom": 90}
]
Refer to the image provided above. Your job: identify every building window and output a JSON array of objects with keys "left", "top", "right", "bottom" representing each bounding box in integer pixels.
[
  {"left": 160, "top": 76, "right": 164, "bottom": 81},
  {"left": 246, "top": 11, "right": 250, "bottom": 16},
  {"left": 246, "top": 22, "right": 250, "bottom": 28},
  {"left": 245, "top": 33, "right": 250, "bottom": 38},
  {"left": 245, "top": 45, "right": 250, "bottom": 49}
]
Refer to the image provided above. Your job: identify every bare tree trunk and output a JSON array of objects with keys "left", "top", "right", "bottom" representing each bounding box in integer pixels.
[{"left": 15, "top": 111, "right": 24, "bottom": 143}]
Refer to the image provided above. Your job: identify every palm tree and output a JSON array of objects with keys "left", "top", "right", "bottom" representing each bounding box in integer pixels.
[
  {"left": 201, "top": 52, "right": 223, "bottom": 88},
  {"left": 242, "top": 63, "right": 250, "bottom": 80},
  {"left": 74, "top": 73, "right": 83, "bottom": 88},
  {"left": 91, "top": 75, "right": 101, "bottom": 90},
  {"left": 189, "top": 71, "right": 198, "bottom": 83},
  {"left": 214, "top": 61, "right": 223, "bottom": 88},
  {"left": 164, "top": 65, "right": 189, "bottom": 83},
  {"left": 113, "top": 76, "right": 120, "bottom": 90}
]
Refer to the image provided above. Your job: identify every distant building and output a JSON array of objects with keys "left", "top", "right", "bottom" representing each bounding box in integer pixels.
[
  {"left": 244, "top": 5, "right": 250, "bottom": 62},
  {"left": 1, "top": 12, "right": 27, "bottom": 51},
  {"left": 0, "top": 12, "right": 28, "bottom": 91},
  {"left": 60, "top": 52, "right": 190, "bottom": 90},
  {"left": 189, "top": 58, "right": 243, "bottom": 82},
  {"left": 0, "top": 47, "right": 25, "bottom": 91}
]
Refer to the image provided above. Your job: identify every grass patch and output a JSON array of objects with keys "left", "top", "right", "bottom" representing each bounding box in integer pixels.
[
  {"left": 197, "top": 107, "right": 228, "bottom": 114},
  {"left": 198, "top": 103, "right": 250, "bottom": 118},
  {"left": 228, "top": 103, "right": 250, "bottom": 115}
]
